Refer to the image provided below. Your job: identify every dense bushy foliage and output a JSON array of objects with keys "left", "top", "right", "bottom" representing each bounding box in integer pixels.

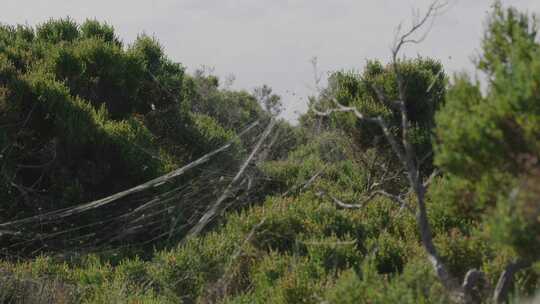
[
  {"left": 435, "top": 3, "right": 540, "bottom": 263},
  {"left": 0, "top": 19, "right": 271, "bottom": 254},
  {"left": 302, "top": 57, "right": 445, "bottom": 171},
  {"left": 1, "top": 3, "right": 540, "bottom": 303}
]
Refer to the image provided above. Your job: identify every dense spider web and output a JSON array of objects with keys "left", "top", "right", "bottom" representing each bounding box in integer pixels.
[{"left": 0, "top": 120, "right": 281, "bottom": 260}]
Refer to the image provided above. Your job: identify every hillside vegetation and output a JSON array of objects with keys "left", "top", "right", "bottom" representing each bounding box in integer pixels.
[{"left": 0, "top": 2, "right": 539, "bottom": 303}]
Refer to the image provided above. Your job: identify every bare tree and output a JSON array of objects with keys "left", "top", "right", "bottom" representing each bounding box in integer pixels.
[{"left": 309, "top": 1, "right": 510, "bottom": 302}]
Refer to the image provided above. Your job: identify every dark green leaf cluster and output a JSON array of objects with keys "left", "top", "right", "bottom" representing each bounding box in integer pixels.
[
  {"left": 2, "top": 3, "right": 540, "bottom": 303},
  {"left": 0, "top": 18, "right": 269, "bottom": 252},
  {"left": 435, "top": 2, "right": 540, "bottom": 262}
]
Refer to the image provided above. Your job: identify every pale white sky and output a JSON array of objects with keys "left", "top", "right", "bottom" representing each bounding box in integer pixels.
[{"left": 2, "top": 0, "right": 538, "bottom": 121}]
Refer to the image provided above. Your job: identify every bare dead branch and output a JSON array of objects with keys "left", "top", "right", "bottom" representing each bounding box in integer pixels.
[
  {"left": 311, "top": 0, "right": 460, "bottom": 298},
  {"left": 324, "top": 192, "right": 372, "bottom": 209},
  {"left": 423, "top": 169, "right": 440, "bottom": 188},
  {"left": 462, "top": 269, "right": 486, "bottom": 298},
  {"left": 317, "top": 189, "right": 413, "bottom": 214},
  {"left": 493, "top": 260, "right": 531, "bottom": 303},
  {"left": 392, "top": 0, "right": 448, "bottom": 62}
]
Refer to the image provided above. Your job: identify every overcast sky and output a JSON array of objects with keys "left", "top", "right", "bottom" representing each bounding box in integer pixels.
[{"left": 2, "top": 0, "right": 538, "bottom": 121}]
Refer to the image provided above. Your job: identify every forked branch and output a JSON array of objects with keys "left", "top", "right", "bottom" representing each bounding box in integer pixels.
[{"left": 312, "top": 0, "right": 468, "bottom": 301}]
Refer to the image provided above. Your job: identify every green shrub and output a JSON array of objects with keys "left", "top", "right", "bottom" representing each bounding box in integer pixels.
[
  {"left": 435, "top": 2, "right": 540, "bottom": 265},
  {"left": 80, "top": 19, "right": 120, "bottom": 45},
  {"left": 432, "top": 3, "right": 540, "bottom": 298},
  {"left": 305, "top": 235, "right": 362, "bottom": 273},
  {"left": 36, "top": 18, "right": 79, "bottom": 43},
  {"left": 70, "top": 37, "right": 146, "bottom": 118},
  {"left": 435, "top": 228, "right": 487, "bottom": 279},
  {"left": 325, "top": 260, "right": 450, "bottom": 304},
  {"left": 366, "top": 231, "right": 407, "bottom": 274},
  {"left": 249, "top": 254, "right": 326, "bottom": 304},
  {"left": 304, "top": 57, "right": 445, "bottom": 169},
  {"left": 485, "top": 170, "right": 540, "bottom": 261},
  {"left": 192, "top": 112, "right": 235, "bottom": 147}
]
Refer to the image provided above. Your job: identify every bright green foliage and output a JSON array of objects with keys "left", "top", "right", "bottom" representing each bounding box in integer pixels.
[
  {"left": 261, "top": 132, "right": 353, "bottom": 191},
  {"left": 426, "top": 173, "right": 505, "bottom": 236},
  {"left": 477, "top": 2, "right": 539, "bottom": 77},
  {"left": 1, "top": 68, "right": 166, "bottom": 221},
  {"left": 0, "top": 19, "right": 268, "bottom": 254},
  {"left": 80, "top": 19, "right": 121, "bottom": 46},
  {"left": 0, "top": 184, "right": 439, "bottom": 303},
  {"left": 191, "top": 113, "right": 235, "bottom": 147},
  {"left": 434, "top": 0, "right": 540, "bottom": 288},
  {"left": 184, "top": 71, "right": 267, "bottom": 132},
  {"left": 2, "top": 3, "right": 540, "bottom": 303},
  {"left": 304, "top": 57, "right": 445, "bottom": 167},
  {"left": 436, "top": 4, "right": 539, "bottom": 199},
  {"left": 36, "top": 18, "right": 79, "bottom": 43},
  {"left": 1, "top": 122, "right": 537, "bottom": 302},
  {"left": 325, "top": 260, "right": 450, "bottom": 304},
  {"left": 0, "top": 255, "right": 174, "bottom": 304},
  {"left": 486, "top": 170, "right": 540, "bottom": 261}
]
